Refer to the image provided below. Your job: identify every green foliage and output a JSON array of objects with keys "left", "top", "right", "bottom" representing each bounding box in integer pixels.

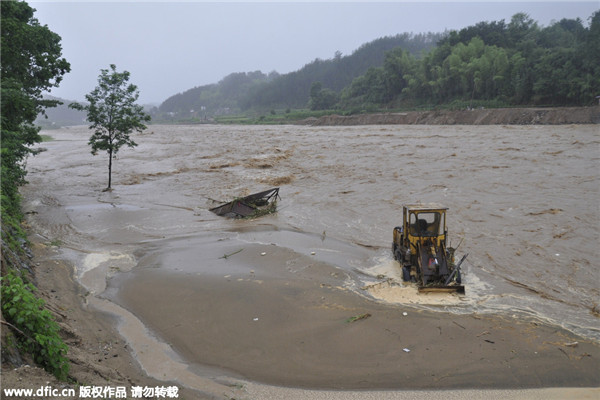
[
  {"left": 1, "top": 1, "right": 71, "bottom": 379},
  {"left": 346, "top": 313, "right": 371, "bottom": 323},
  {"left": 340, "top": 47, "right": 418, "bottom": 108},
  {"left": 246, "top": 200, "right": 278, "bottom": 219},
  {"left": 308, "top": 82, "right": 339, "bottom": 110},
  {"left": 1, "top": 0, "right": 68, "bottom": 252},
  {"left": 1, "top": 273, "right": 70, "bottom": 380},
  {"left": 213, "top": 109, "right": 334, "bottom": 125},
  {"left": 342, "top": 11, "right": 600, "bottom": 108},
  {"left": 70, "top": 65, "right": 150, "bottom": 189},
  {"left": 1, "top": 0, "right": 70, "bottom": 253},
  {"left": 0, "top": 193, "right": 27, "bottom": 256},
  {"left": 1, "top": 0, "right": 70, "bottom": 228},
  {"left": 157, "top": 71, "right": 273, "bottom": 121}
]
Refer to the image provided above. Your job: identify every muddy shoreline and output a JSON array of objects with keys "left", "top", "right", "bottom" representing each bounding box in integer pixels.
[
  {"left": 112, "top": 241, "right": 600, "bottom": 390},
  {"left": 297, "top": 106, "right": 600, "bottom": 126},
  {"left": 4, "top": 219, "right": 599, "bottom": 400},
  {"left": 1, "top": 234, "right": 211, "bottom": 399},
  {"left": 6, "top": 210, "right": 599, "bottom": 399}
]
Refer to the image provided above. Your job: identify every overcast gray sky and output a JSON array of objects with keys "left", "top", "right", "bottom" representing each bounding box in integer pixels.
[{"left": 30, "top": 1, "right": 599, "bottom": 105}]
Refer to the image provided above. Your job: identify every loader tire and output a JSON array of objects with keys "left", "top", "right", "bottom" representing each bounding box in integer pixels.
[
  {"left": 394, "top": 249, "right": 403, "bottom": 264},
  {"left": 402, "top": 266, "right": 411, "bottom": 282}
]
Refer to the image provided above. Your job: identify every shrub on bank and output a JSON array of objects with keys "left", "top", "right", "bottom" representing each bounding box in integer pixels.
[{"left": 1, "top": 272, "right": 69, "bottom": 380}]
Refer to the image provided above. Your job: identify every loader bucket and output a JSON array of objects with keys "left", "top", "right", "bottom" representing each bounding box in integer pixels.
[{"left": 418, "top": 285, "right": 465, "bottom": 294}]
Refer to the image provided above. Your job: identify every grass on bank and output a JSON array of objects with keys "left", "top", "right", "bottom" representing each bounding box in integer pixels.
[
  {"left": 214, "top": 109, "right": 337, "bottom": 125},
  {"left": 205, "top": 100, "right": 513, "bottom": 125}
]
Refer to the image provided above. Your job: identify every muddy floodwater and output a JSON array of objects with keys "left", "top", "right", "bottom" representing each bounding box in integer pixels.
[{"left": 23, "top": 124, "right": 599, "bottom": 392}]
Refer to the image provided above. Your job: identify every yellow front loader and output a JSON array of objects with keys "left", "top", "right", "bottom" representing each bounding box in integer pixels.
[{"left": 392, "top": 204, "right": 466, "bottom": 293}]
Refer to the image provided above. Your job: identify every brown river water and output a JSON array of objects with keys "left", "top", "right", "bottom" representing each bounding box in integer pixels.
[{"left": 23, "top": 124, "right": 599, "bottom": 390}]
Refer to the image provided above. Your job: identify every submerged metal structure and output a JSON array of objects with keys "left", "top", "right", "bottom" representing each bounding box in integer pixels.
[{"left": 210, "top": 187, "right": 280, "bottom": 218}]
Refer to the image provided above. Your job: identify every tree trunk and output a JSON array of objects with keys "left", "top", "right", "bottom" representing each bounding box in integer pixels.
[{"left": 107, "top": 148, "right": 113, "bottom": 189}]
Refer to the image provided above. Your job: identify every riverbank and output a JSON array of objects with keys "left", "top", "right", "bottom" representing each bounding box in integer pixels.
[
  {"left": 296, "top": 106, "right": 600, "bottom": 126},
  {"left": 1, "top": 233, "right": 211, "bottom": 399}
]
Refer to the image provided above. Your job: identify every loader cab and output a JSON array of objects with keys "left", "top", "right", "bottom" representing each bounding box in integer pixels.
[
  {"left": 403, "top": 204, "right": 447, "bottom": 254},
  {"left": 409, "top": 211, "right": 445, "bottom": 237}
]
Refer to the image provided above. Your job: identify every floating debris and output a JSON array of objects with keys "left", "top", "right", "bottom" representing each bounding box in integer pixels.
[
  {"left": 210, "top": 188, "right": 280, "bottom": 218},
  {"left": 219, "top": 249, "right": 243, "bottom": 259},
  {"left": 346, "top": 313, "right": 371, "bottom": 323}
]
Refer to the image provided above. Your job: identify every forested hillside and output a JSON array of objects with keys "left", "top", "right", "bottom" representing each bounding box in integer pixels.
[
  {"left": 35, "top": 95, "right": 86, "bottom": 128},
  {"left": 338, "top": 12, "right": 600, "bottom": 110},
  {"left": 157, "top": 11, "right": 599, "bottom": 122},
  {"left": 156, "top": 33, "right": 442, "bottom": 120},
  {"left": 158, "top": 70, "right": 277, "bottom": 120}
]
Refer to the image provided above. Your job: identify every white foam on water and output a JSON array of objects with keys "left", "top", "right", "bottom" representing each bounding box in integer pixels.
[
  {"left": 358, "top": 254, "right": 467, "bottom": 308},
  {"left": 80, "top": 252, "right": 136, "bottom": 295}
]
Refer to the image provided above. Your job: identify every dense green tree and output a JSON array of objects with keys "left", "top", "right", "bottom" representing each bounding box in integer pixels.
[
  {"left": 1, "top": 0, "right": 71, "bottom": 380},
  {"left": 340, "top": 48, "right": 418, "bottom": 108},
  {"left": 1, "top": 0, "right": 70, "bottom": 218},
  {"left": 340, "top": 67, "right": 385, "bottom": 108},
  {"left": 448, "top": 18, "right": 506, "bottom": 48},
  {"left": 533, "top": 47, "right": 579, "bottom": 104},
  {"left": 580, "top": 11, "right": 600, "bottom": 104},
  {"left": 308, "top": 82, "right": 339, "bottom": 110},
  {"left": 70, "top": 65, "right": 150, "bottom": 190},
  {"left": 342, "top": 11, "right": 598, "bottom": 108},
  {"left": 381, "top": 48, "right": 416, "bottom": 103},
  {"left": 507, "top": 13, "right": 539, "bottom": 49},
  {"left": 538, "top": 18, "right": 583, "bottom": 48},
  {"left": 436, "top": 38, "right": 510, "bottom": 102}
]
